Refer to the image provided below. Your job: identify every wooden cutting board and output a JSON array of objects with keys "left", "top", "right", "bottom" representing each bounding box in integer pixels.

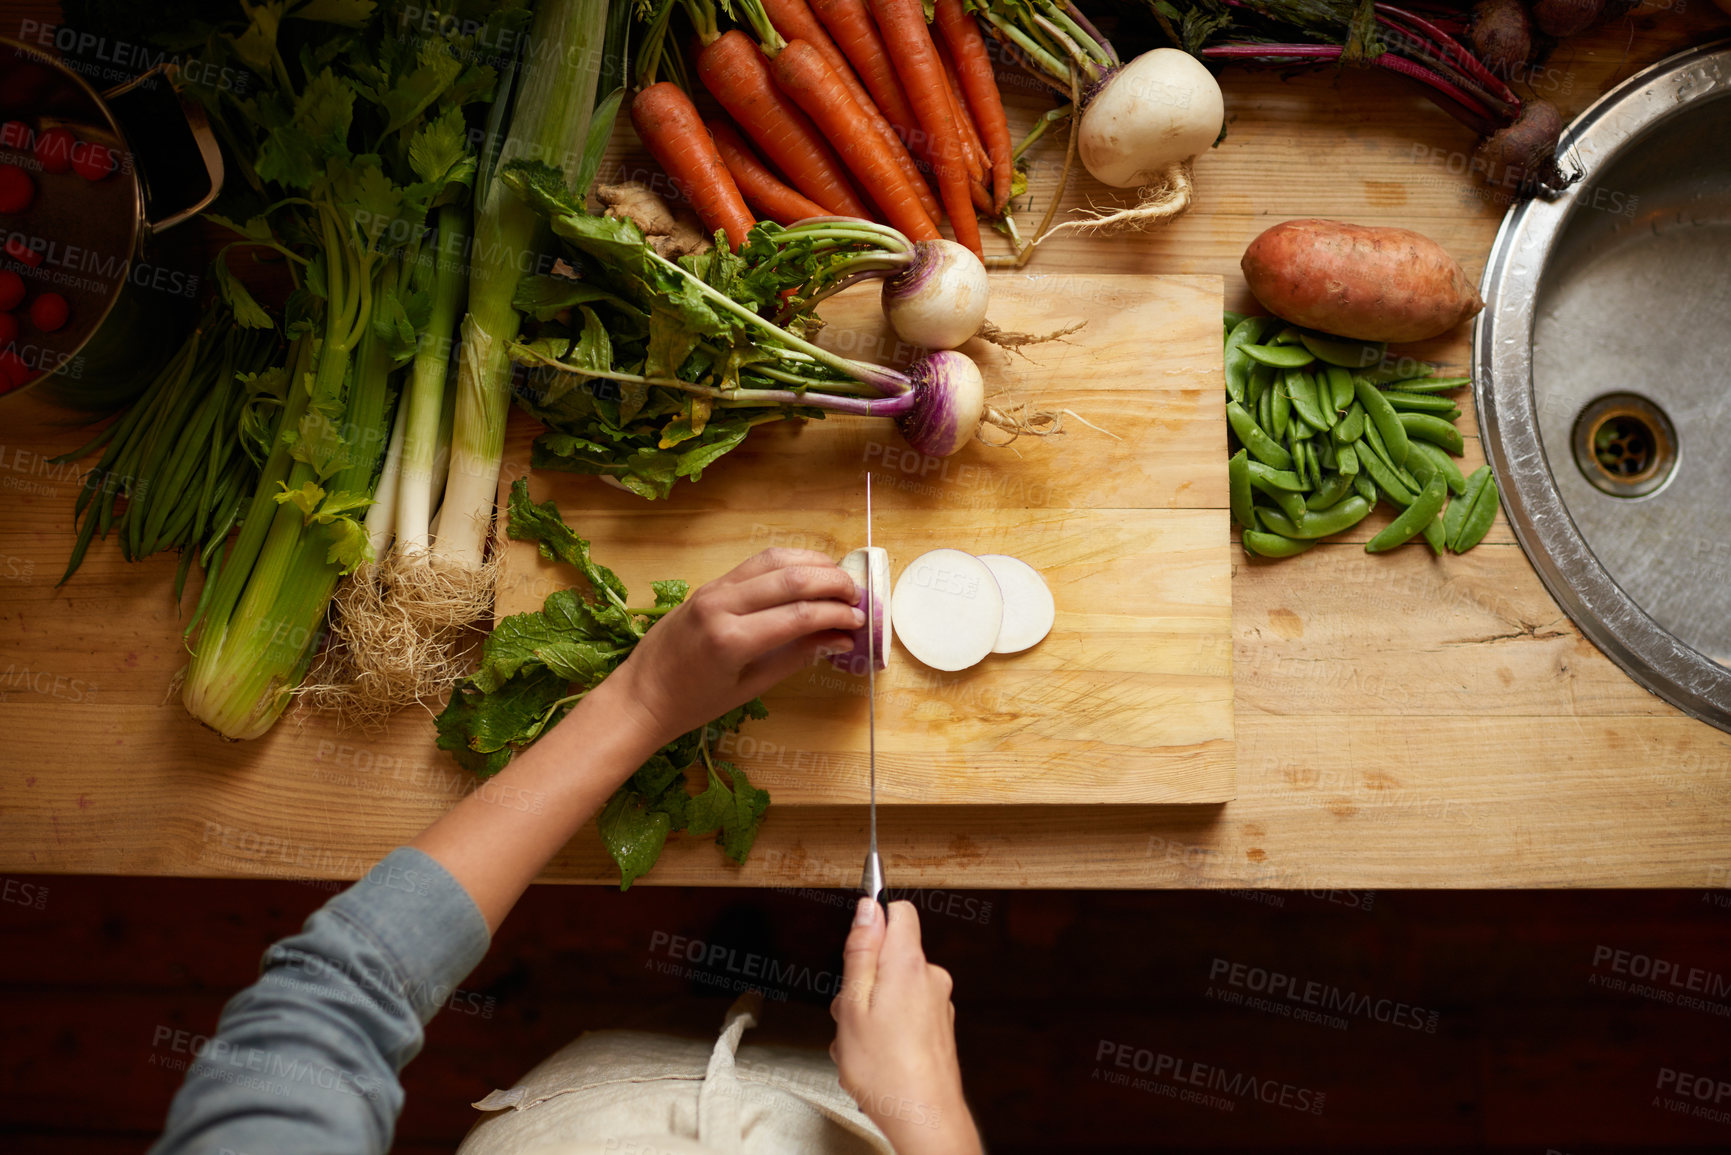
[{"left": 495, "top": 273, "right": 1233, "bottom": 804}]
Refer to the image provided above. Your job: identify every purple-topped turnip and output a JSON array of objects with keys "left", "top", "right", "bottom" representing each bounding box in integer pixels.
[{"left": 832, "top": 546, "right": 892, "bottom": 675}]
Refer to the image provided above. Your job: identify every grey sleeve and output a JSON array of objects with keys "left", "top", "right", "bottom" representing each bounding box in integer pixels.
[{"left": 151, "top": 846, "right": 492, "bottom": 1155}]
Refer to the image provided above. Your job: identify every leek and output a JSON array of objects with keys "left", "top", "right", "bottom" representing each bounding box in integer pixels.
[{"left": 435, "top": 0, "right": 616, "bottom": 570}]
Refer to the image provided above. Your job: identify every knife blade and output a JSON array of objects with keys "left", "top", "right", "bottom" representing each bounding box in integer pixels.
[{"left": 859, "top": 471, "right": 885, "bottom": 904}]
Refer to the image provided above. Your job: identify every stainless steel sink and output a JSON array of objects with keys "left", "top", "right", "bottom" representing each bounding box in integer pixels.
[{"left": 1476, "top": 39, "right": 1731, "bottom": 730}]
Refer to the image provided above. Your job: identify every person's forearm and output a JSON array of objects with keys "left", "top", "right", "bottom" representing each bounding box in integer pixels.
[{"left": 411, "top": 679, "right": 664, "bottom": 931}]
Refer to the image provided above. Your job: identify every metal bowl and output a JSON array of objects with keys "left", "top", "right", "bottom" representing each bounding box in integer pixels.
[{"left": 1475, "top": 39, "right": 1731, "bottom": 730}]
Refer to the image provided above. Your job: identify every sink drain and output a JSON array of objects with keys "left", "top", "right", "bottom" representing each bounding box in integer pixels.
[{"left": 1572, "top": 393, "right": 1677, "bottom": 497}]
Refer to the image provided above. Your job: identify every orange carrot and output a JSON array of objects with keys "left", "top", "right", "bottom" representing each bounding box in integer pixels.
[
  {"left": 868, "top": 0, "right": 981, "bottom": 255},
  {"left": 696, "top": 30, "right": 873, "bottom": 219},
  {"left": 934, "top": 0, "right": 1013, "bottom": 213},
  {"left": 932, "top": 32, "right": 992, "bottom": 212},
  {"left": 770, "top": 40, "right": 940, "bottom": 241},
  {"left": 761, "top": 0, "right": 884, "bottom": 124},
  {"left": 708, "top": 117, "right": 830, "bottom": 223},
  {"left": 809, "top": 0, "right": 927, "bottom": 157},
  {"left": 630, "top": 83, "right": 757, "bottom": 250},
  {"left": 759, "top": 0, "right": 942, "bottom": 220}
]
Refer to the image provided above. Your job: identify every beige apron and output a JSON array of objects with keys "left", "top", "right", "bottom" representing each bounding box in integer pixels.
[{"left": 458, "top": 994, "right": 894, "bottom": 1155}]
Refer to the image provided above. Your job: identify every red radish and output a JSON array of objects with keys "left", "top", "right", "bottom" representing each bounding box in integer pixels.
[
  {"left": 71, "top": 142, "right": 115, "bottom": 181},
  {"left": 890, "top": 548, "right": 1003, "bottom": 671},
  {"left": 33, "top": 127, "right": 73, "bottom": 174},
  {"left": 832, "top": 545, "right": 892, "bottom": 674},
  {"left": 977, "top": 554, "right": 1053, "bottom": 653},
  {"left": 0, "top": 165, "right": 32, "bottom": 212},
  {"left": 0, "top": 269, "right": 22, "bottom": 310},
  {"left": 0, "top": 121, "right": 30, "bottom": 150},
  {"left": 0, "top": 313, "right": 15, "bottom": 348},
  {"left": 29, "top": 292, "right": 67, "bottom": 332},
  {"left": 0, "top": 348, "right": 32, "bottom": 390},
  {"left": 4, "top": 234, "right": 42, "bottom": 267}
]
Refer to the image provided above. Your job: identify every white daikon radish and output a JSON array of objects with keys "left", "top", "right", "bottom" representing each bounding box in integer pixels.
[
  {"left": 832, "top": 546, "right": 892, "bottom": 675},
  {"left": 890, "top": 549, "right": 1003, "bottom": 672},
  {"left": 977, "top": 555, "right": 1054, "bottom": 654}
]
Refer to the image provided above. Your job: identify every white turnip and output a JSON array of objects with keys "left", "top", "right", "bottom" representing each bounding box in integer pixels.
[
  {"left": 890, "top": 549, "right": 1004, "bottom": 672},
  {"left": 977, "top": 554, "right": 1054, "bottom": 654}
]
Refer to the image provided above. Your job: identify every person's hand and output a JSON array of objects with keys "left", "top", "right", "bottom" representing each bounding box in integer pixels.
[
  {"left": 606, "top": 548, "right": 861, "bottom": 749},
  {"left": 830, "top": 899, "right": 982, "bottom": 1154}
]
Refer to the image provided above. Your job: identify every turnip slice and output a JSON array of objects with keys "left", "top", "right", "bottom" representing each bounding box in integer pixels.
[
  {"left": 977, "top": 554, "right": 1054, "bottom": 654},
  {"left": 890, "top": 549, "right": 1003, "bottom": 672},
  {"left": 832, "top": 546, "right": 892, "bottom": 675}
]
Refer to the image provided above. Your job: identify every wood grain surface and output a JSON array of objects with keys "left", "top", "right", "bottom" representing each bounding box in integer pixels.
[
  {"left": 1, "top": 5, "right": 1728, "bottom": 886},
  {"left": 494, "top": 274, "right": 1236, "bottom": 804}
]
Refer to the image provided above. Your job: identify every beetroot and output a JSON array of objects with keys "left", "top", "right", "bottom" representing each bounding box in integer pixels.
[
  {"left": 1471, "top": 0, "right": 1532, "bottom": 79},
  {"left": 1476, "top": 99, "right": 1568, "bottom": 195}
]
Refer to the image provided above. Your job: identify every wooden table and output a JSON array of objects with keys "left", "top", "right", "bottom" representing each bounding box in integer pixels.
[{"left": 2, "top": 7, "right": 1728, "bottom": 888}]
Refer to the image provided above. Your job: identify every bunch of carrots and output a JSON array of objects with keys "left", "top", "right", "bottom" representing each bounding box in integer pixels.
[{"left": 629, "top": 0, "right": 1013, "bottom": 259}]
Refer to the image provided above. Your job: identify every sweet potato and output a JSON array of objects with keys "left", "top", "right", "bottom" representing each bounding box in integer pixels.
[{"left": 1241, "top": 219, "right": 1485, "bottom": 343}]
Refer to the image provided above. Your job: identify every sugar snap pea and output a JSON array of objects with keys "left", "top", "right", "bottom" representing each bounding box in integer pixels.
[
  {"left": 1285, "top": 369, "right": 1331, "bottom": 433},
  {"left": 1306, "top": 471, "right": 1354, "bottom": 511},
  {"left": 1382, "top": 390, "right": 1460, "bottom": 414},
  {"left": 1367, "top": 474, "right": 1447, "bottom": 552},
  {"left": 1251, "top": 476, "right": 1309, "bottom": 521},
  {"left": 1359, "top": 417, "right": 1421, "bottom": 490},
  {"left": 1450, "top": 469, "right": 1499, "bottom": 552},
  {"left": 1247, "top": 362, "right": 1274, "bottom": 409},
  {"left": 1249, "top": 460, "right": 1306, "bottom": 492},
  {"left": 1444, "top": 466, "right": 1491, "bottom": 546},
  {"left": 1354, "top": 377, "right": 1410, "bottom": 467},
  {"left": 1244, "top": 343, "right": 1316, "bottom": 369},
  {"left": 1399, "top": 411, "right": 1465, "bottom": 455},
  {"left": 1258, "top": 379, "right": 1274, "bottom": 432},
  {"left": 1299, "top": 331, "right": 1387, "bottom": 369},
  {"left": 1404, "top": 441, "right": 1439, "bottom": 491},
  {"left": 1337, "top": 443, "right": 1359, "bottom": 477},
  {"left": 1324, "top": 366, "right": 1354, "bottom": 418},
  {"left": 1228, "top": 449, "right": 1253, "bottom": 529},
  {"left": 1243, "top": 530, "right": 1318, "bottom": 558},
  {"left": 1227, "top": 400, "right": 1294, "bottom": 470},
  {"left": 1406, "top": 441, "right": 1466, "bottom": 495},
  {"left": 1225, "top": 316, "right": 1278, "bottom": 405},
  {"left": 1224, "top": 311, "right": 1247, "bottom": 334},
  {"left": 1357, "top": 444, "right": 1417, "bottom": 506},
  {"left": 1333, "top": 402, "right": 1366, "bottom": 444},
  {"left": 1318, "top": 440, "right": 1337, "bottom": 471},
  {"left": 1290, "top": 495, "right": 1374, "bottom": 539},
  {"left": 1422, "top": 516, "right": 1446, "bottom": 555},
  {"left": 1353, "top": 474, "right": 1376, "bottom": 504},
  {"left": 1271, "top": 375, "right": 1292, "bottom": 440},
  {"left": 1357, "top": 360, "right": 1438, "bottom": 385},
  {"left": 1385, "top": 375, "right": 1471, "bottom": 393},
  {"left": 1270, "top": 326, "right": 1304, "bottom": 346}
]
